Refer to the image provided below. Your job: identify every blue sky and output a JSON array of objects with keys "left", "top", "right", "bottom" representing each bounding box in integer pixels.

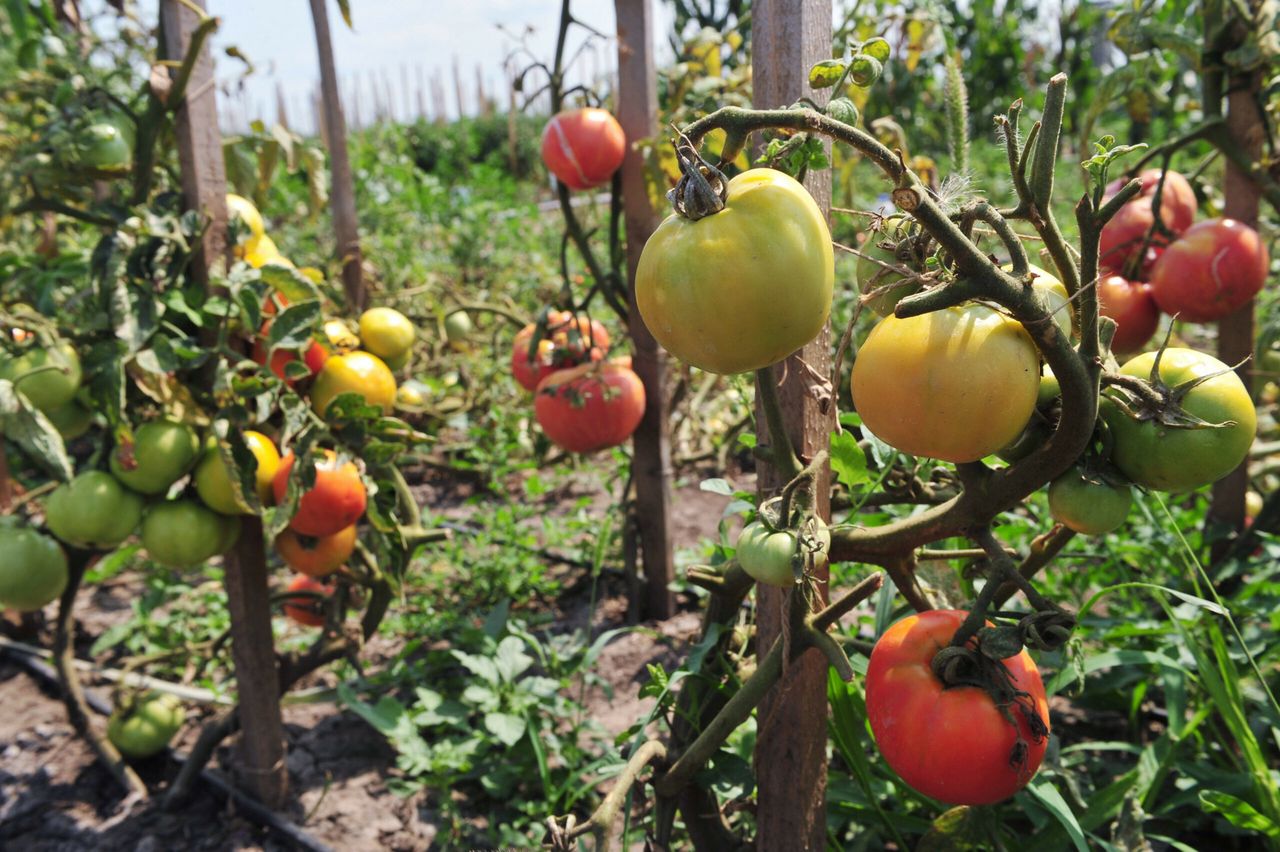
[{"left": 198, "top": 0, "right": 675, "bottom": 132}]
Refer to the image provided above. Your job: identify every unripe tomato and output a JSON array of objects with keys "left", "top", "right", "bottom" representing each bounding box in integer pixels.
[
  {"left": 0, "top": 342, "right": 82, "bottom": 412},
  {"left": 140, "top": 500, "right": 229, "bottom": 568},
  {"left": 1016, "top": 263, "right": 1074, "bottom": 340},
  {"left": 637, "top": 169, "right": 834, "bottom": 374},
  {"left": 852, "top": 304, "right": 1039, "bottom": 462},
  {"left": 0, "top": 525, "right": 68, "bottom": 611},
  {"left": 1148, "top": 218, "right": 1269, "bottom": 322},
  {"left": 283, "top": 574, "right": 333, "bottom": 627},
  {"left": 322, "top": 319, "right": 361, "bottom": 352},
  {"left": 276, "top": 524, "right": 356, "bottom": 578},
  {"left": 109, "top": 419, "right": 201, "bottom": 495},
  {"left": 74, "top": 121, "right": 132, "bottom": 178},
  {"left": 45, "top": 400, "right": 92, "bottom": 439},
  {"left": 396, "top": 380, "right": 430, "bottom": 409},
  {"left": 272, "top": 451, "right": 367, "bottom": 537},
  {"left": 107, "top": 692, "right": 185, "bottom": 759},
  {"left": 358, "top": 307, "right": 416, "bottom": 362},
  {"left": 511, "top": 311, "right": 611, "bottom": 391},
  {"left": 245, "top": 234, "right": 291, "bottom": 269},
  {"left": 225, "top": 193, "right": 266, "bottom": 244},
  {"left": 444, "top": 311, "right": 473, "bottom": 346},
  {"left": 45, "top": 471, "right": 144, "bottom": 549},
  {"left": 1047, "top": 469, "right": 1132, "bottom": 535},
  {"left": 541, "top": 108, "right": 626, "bottom": 190},
  {"left": 310, "top": 351, "right": 397, "bottom": 416},
  {"left": 735, "top": 519, "right": 830, "bottom": 587},
  {"left": 1246, "top": 490, "right": 1264, "bottom": 520},
  {"left": 865, "top": 610, "right": 1050, "bottom": 805},
  {"left": 534, "top": 361, "right": 645, "bottom": 453},
  {"left": 856, "top": 216, "right": 921, "bottom": 316},
  {"left": 1096, "top": 274, "right": 1159, "bottom": 354},
  {"left": 194, "top": 431, "right": 281, "bottom": 515},
  {"left": 1102, "top": 348, "right": 1257, "bottom": 492}
]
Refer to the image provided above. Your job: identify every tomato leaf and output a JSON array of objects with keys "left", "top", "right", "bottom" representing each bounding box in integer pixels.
[
  {"left": 829, "top": 430, "right": 869, "bottom": 489},
  {"left": 266, "top": 301, "right": 322, "bottom": 350},
  {"left": 699, "top": 477, "right": 735, "bottom": 496}
]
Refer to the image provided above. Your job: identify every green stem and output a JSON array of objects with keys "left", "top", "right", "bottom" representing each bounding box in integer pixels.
[{"left": 755, "top": 367, "right": 801, "bottom": 480}]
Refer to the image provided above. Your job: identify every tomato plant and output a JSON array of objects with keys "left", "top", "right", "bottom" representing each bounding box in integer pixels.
[
  {"left": 0, "top": 524, "right": 68, "bottom": 611},
  {"left": 310, "top": 351, "right": 397, "bottom": 416},
  {"left": 636, "top": 167, "right": 834, "bottom": 374},
  {"left": 1102, "top": 348, "right": 1257, "bottom": 492},
  {"left": 140, "top": 500, "right": 237, "bottom": 569},
  {"left": 106, "top": 692, "right": 185, "bottom": 759},
  {"left": 109, "top": 419, "right": 201, "bottom": 496},
  {"left": 1047, "top": 468, "right": 1132, "bottom": 534},
  {"left": 852, "top": 304, "right": 1040, "bottom": 462},
  {"left": 540, "top": 107, "right": 627, "bottom": 190},
  {"left": 534, "top": 361, "right": 645, "bottom": 453},
  {"left": 45, "top": 471, "right": 144, "bottom": 549},
  {"left": 272, "top": 451, "right": 368, "bottom": 537},
  {"left": 275, "top": 524, "right": 356, "bottom": 578},
  {"left": 865, "top": 610, "right": 1050, "bottom": 805}
]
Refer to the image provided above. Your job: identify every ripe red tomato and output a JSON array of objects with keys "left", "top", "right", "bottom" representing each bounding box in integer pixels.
[
  {"left": 283, "top": 575, "right": 333, "bottom": 627},
  {"left": 252, "top": 321, "right": 327, "bottom": 384},
  {"left": 275, "top": 524, "right": 356, "bottom": 578},
  {"left": 534, "top": 361, "right": 645, "bottom": 453},
  {"left": 1148, "top": 218, "right": 1269, "bottom": 322},
  {"left": 541, "top": 108, "right": 626, "bottom": 190},
  {"left": 865, "top": 610, "right": 1050, "bottom": 805},
  {"left": 1096, "top": 274, "right": 1159, "bottom": 354},
  {"left": 273, "top": 450, "right": 367, "bottom": 537},
  {"left": 1098, "top": 197, "right": 1174, "bottom": 275},
  {"left": 511, "top": 311, "right": 611, "bottom": 392},
  {"left": 1104, "top": 168, "right": 1197, "bottom": 234}
]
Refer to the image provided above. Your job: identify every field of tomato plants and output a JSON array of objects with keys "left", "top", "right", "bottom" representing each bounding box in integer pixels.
[{"left": 1, "top": 0, "right": 1279, "bottom": 849}]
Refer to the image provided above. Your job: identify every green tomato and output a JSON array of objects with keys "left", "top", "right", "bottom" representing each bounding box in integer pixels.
[
  {"left": 44, "top": 400, "right": 92, "bottom": 439},
  {"left": 74, "top": 121, "right": 132, "bottom": 178},
  {"left": 444, "top": 311, "right": 473, "bottom": 346},
  {"left": 0, "top": 343, "right": 82, "bottom": 412},
  {"left": 1102, "top": 348, "right": 1256, "bottom": 492},
  {"left": 1047, "top": 469, "right": 1132, "bottom": 535},
  {"left": 109, "top": 419, "right": 201, "bottom": 495},
  {"left": 107, "top": 692, "right": 185, "bottom": 759},
  {"left": 1037, "top": 366, "right": 1061, "bottom": 408},
  {"left": 856, "top": 216, "right": 921, "bottom": 317},
  {"left": 735, "top": 519, "right": 831, "bottom": 588},
  {"left": 0, "top": 525, "right": 68, "bottom": 611},
  {"left": 1006, "top": 263, "right": 1074, "bottom": 340},
  {"left": 140, "top": 500, "right": 228, "bottom": 568},
  {"left": 45, "top": 471, "right": 144, "bottom": 549}
]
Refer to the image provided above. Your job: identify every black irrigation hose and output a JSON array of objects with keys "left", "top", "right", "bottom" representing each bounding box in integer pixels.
[{"left": 2, "top": 646, "right": 334, "bottom": 852}]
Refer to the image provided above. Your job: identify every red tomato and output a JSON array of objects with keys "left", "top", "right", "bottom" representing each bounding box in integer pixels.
[
  {"left": 1104, "top": 168, "right": 1197, "bottom": 234},
  {"left": 252, "top": 321, "right": 326, "bottom": 384},
  {"left": 1148, "top": 218, "right": 1270, "bottom": 322},
  {"left": 1096, "top": 274, "right": 1159, "bottom": 354},
  {"left": 1098, "top": 197, "right": 1174, "bottom": 275},
  {"left": 534, "top": 360, "right": 645, "bottom": 453},
  {"left": 275, "top": 524, "right": 356, "bottom": 578},
  {"left": 865, "top": 610, "right": 1051, "bottom": 806},
  {"left": 283, "top": 575, "right": 333, "bottom": 627},
  {"left": 511, "top": 310, "right": 611, "bottom": 391},
  {"left": 272, "top": 450, "right": 367, "bottom": 537},
  {"left": 541, "top": 108, "right": 626, "bottom": 191}
]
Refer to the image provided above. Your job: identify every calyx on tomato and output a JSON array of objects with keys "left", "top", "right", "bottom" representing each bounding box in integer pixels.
[{"left": 856, "top": 215, "right": 924, "bottom": 317}]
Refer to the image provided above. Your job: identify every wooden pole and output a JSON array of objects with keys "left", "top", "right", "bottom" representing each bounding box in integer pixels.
[
  {"left": 160, "top": 0, "right": 287, "bottom": 809},
  {"left": 751, "top": 0, "right": 833, "bottom": 848},
  {"left": 615, "top": 0, "right": 674, "bottom": 620},
  {"left": 275, "top": 82, "right": 289, "bottom": 130},
  {"left": 309, "top": 0, "right": 364, "bottom": 311},
  {"left": 416, "top": 64, "right": 428, "bottom": 120},
  {"left": 401, "top": 64, "right": 412, "bottom": 122},
  {"left": 452, "top": 55, "right": 465, "bottom": 118}
]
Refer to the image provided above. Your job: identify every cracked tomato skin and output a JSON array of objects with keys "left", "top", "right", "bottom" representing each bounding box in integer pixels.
[
  {"left": 865, "top": 610, "right": 1050, "bottom": 806},
  {"left": 636, "top": 168, "right": 834, "bottom": 374},
  {"left": 541, "top": 108, "right": 626, "bottom": 191}
]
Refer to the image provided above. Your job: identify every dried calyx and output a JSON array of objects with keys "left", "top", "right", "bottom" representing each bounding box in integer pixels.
[{"left": 667, "top": 133, "right": 729, "bottom": 221}]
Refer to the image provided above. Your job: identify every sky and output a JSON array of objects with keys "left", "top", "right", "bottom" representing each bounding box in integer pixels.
[{"left": 181, "top": 1, "right": 676, "bottom": 133}]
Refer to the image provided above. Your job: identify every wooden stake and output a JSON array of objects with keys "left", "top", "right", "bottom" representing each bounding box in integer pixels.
[
  {"left": 751, "top": 0, "right": 833, "bottom": 847},
  {"left": 453, "top": 55, "right": 465, "bottom": 118},
  {"left": 161, "top": 0, "right": 287, "bottom": 809},
  {"left": 309, "top": 0, "right": 364, "bottom": 310},
  {"left": 275, "top": 82, "right": 289, "bottom": 130},
  {"left": 615, "top": 0, "right": 674, "bottom": 620}
]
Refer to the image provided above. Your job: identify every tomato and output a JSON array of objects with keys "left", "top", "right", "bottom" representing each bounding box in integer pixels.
[
  {"left": 511, "top": 311, "right": 611, "bottom": 391},
  {"left": 0, "top": 342, "right": 82, "bottom": 413},
  {"left": 245, "top": 234, "right": 290, "bottom": 269},
  {"left": 534, "top": 361, "right": 645, "bottom": 453},
  {"left": 1096, "top": 274, "right": 1159, "bottom": 354},
  {"left": 852, "top": 304, "right": 1039, "bottom": 462},
  {"left": 194, "top": 431, "right": 281, "bottom": 515},
  {"left": 310, "top": 351, "right": 397, "bottom": 416},
  {"left": 1099, "top": 197, "right": 1172, "bottom": 276},
  {"left": 865, "top": 610, "right": 1050, "bottom": 805},
  {"left": 252, "top": 323, "right": 327, "bottom": 384},
  {"left": 276, "top": 524, "right": 356, "bottom": 578},
  {"left": 856, "top": 216, "right": 921, "bottom": 316},
  {"left": 283, "top": 574, "right": 334, "bottom": 627},
  {"left": 1104, "top": 168, "right": 1197, "bottom": 234},
  {"left": 106, "top": 692, "right": 185, "bottom": 759},
  {"left": 0, "top": 525, "right": 68, "bottom": 611},
  {"left": 735, "top": 519, "right": 830, "bottom": 587},
  {"left": 444, "top": 311, "right": 473, "bottom": 347},
  {"left": 1102, "top": 348, "right": 1257, "bottom": 492},
  {"left": 358, "top": 307, "right": 416, "bottom": 362},
  {"left": 109, "top": 419, "right": 201, "bottom": 495},
  {"left": 75, "top": 122, "right": 132, "bottom": 178},
  {"left": 225, "top": 193, "right": 266, "bottom": 246},
  {"left": 272, "top": 450, "right": 367, "bottom": 537},
  {"left": 1148, "top": 218, "right": 1269, "bottom": 322},
  {"left": 45, "top": 400, "right": 92, "bottom": 439},
  {"left": 541, "top": 108, "right": 627, "bottom": 190},
  {"left": 1016, "top": 264, "right": 1074, "bottom": 340},
  {"left": 45, "top": 471, "right": 144, "bottom": 549},
  {"left": 140, "top": 499, "right": 230, "bottom": 568},
  {"left": 322, "top": 319, "right": 361, "bottom": 352},
  {"left": 1047, "top": 469, "right": 1132, "bottom": 535},
  {"left": 637, "top": 169, "right": 834, "bottom": 374}
]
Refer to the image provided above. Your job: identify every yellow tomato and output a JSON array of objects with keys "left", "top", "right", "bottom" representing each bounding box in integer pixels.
[
  {"left": 311, "top": 351, "right": 397, "bottom": 416},
  {"left": 852, "top": 304, "right": 1040, "bottom": 462},
  {"left": 323, "top": 319, "right": 361, "bottom": 352},
  {"left": 226, "top": 193, "right": 266, "bottom": 243},
  {"left": 358, "top": 307, "right": 416, "bottom": 361},
  {"left": 193, "top": 430, "right": 282, "bottom": 515}
]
